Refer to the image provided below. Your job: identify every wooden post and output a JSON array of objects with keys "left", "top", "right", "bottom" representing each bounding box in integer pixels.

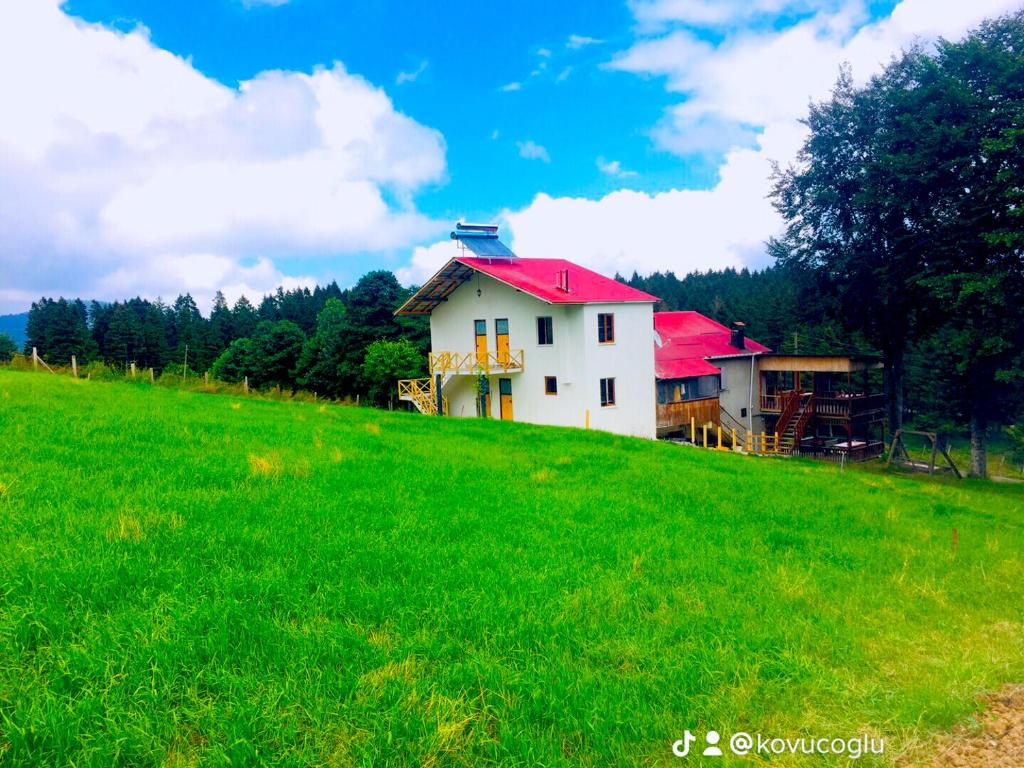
[
  {"left": 32, "top": 347, "right": 38, "bottom": 370},
  {"left": 149, "top": 368, "right": 155, "bottom": 384},
  {"left": 731, "top": 428, "right": 737, "bottom": 451},
  {"left": 130, "top": 362, "right": 136, "bottom": 379},
  {"left": 690, "top": 416, "right": 696, "bottom": 443},
  {"left": 71, "top": 355, "right": 78, "bottom": 378},
  {"left": 761, "top": 431, "right": 766, "bottom": 453},
  {"left": 243, "top": 376, "right": 249, "bottom": 394},
  {"left": 774, "top": 431, "right": 780, "bottom": 453},
  {"left": 703, "top": 424, "right": 708, "bottom": 449},
  {"left": 585, "top": 409, "right": 590, "bottom": 429},
  {"left": 717, "top": 425, "right": 723, "bottom": 449},
  {"left": 204, "top": 371, "right": 209, "bottom": 385},
  {"left": 746, "top": 431, "right": 752, "bottom": 453}
]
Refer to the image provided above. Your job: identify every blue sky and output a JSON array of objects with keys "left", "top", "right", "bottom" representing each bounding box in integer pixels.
[
  {"left": 1, "top": 0, "right": 1018, "bottom": 312},
  {"left": 66, "top": 0, "right": 712, "bottom": 217}
]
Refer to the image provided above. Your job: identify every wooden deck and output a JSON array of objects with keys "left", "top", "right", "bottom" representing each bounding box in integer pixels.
[{"left": 656, "top": 396, "right": 719, "bottom": 436}]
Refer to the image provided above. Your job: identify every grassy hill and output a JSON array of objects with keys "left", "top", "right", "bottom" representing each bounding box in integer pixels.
[{"left": 0, "top": 369, "right": 1022, "bottom": 766}]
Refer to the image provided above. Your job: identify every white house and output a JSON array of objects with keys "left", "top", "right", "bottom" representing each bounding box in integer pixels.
[{"left": 396, "top": 224, "right": 659, "bottom": 438}]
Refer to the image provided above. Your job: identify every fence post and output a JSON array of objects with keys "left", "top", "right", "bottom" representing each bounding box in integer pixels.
[
  {"left": 204, "top": 371, "right": 209, "bottom": 385},
  {"left": 746, "top": 431, "right": 752, "bottom": 453},
  {"left": 717, "top": 425, "right": 723, "bottom": 449},
  {"left": 585, "top": 409, "right": 590, "bottom": 429},
  {"left": 703, "top": 424, "right": 708, "bottom": 448},
  {"left": 774, "top": 431, "right": 780, "bottom": 453},
  {"left": 732, "top": 428, "right": 737, "bottom": 451},
  {"left": 32, "top": 347, "right": 38, "bottom": 370},
  {"left": 243, "top": 376, "right": 249, "bottom": 394},
  {"left": 131, "top": 362, "right": 136, "bottom": 379},
  {"left": 71, "top": 355, "right": 78, "bottom": 378},
  {"left": 761, "top": 431, "right": 766, "bottom": 453},
  {"left": 691, "top": 416, "right": 696, "bottom": 444},
  {"left": 149, "top": 368, "right": 155, "bottom": 384}
]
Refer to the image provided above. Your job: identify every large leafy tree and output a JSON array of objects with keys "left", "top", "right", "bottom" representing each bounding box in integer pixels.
[
  {"left": 770, "top": 59, "right": 934, "bottom": 430},
  {"left": 771, "top": 12, "right": 1024, "bottom": 476},
  {"left": 295, "top": 298, "right": 350, "bottom": 398},
  {"left": 906, "top": 12, "right": 1024, "bottom": 476},
  {"left": 248, "top": 320, "right": 306, "bottom": 391},
  {"left": 362, "top": 339, "right": 425, "bottom": 407}
]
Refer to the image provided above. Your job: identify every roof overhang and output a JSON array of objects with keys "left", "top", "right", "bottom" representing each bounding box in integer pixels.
[
  {"left": 395, "top": 258, "right": 476, "bottom": 315},
  {"left": 757, "top": 354, "right": 883, "bottom": 373}
]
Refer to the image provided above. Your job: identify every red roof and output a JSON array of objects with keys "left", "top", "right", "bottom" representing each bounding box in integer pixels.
[
  {"left": 654, "top": 311, "right": 771, "bottom": 380},
  {"left": 456, "top": 257, "right": 658, "bottom": 304}
]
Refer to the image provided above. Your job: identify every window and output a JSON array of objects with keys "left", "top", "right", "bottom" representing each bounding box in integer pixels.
[
  {"left": 474, "top": 319, "right": 486, "bottom": 337},
  {"left": 544, "top": 376, "right": 558, "bottom": 395},
  {"left": 597, "top": 313, "right": 615, "bottom": 344},
  {"left": 495, "top": 318, "right": 509, "bottom": 336},
  {"left": 600, "top": 377, "right": 616, "bottom": 407},
  {"left": 537, "top": 316, "right": 553, "bottom": 345}
]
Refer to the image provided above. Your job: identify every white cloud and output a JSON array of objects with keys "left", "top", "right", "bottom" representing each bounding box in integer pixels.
[
  {"left": 499, "top": 0, "right": 1021, "bottom": 280},
  {"left": 0, "top": 0, "right": 447, "bottom": 312},
  {"left": 556, "top": 66, "right": 574, "bottom": 82},
  {"left": 396, "top": 239, "right": 459, "bottom": 286},
  {"left": 517, "top": 140, "right": 551, "bottom": 163},
  {"left": 628, "top": 0, "right": 843, "bottom": 29},
  {"left": 506, "top": 124, "right": 799, "bottom": 277},
  {"left": 596, "top": 157, "right": 639, "bottom": 178},
  {"left": 499, "top": 81, "right": 522, "bottom": 92},
  {"left": 537, "top": 47, "right": 552, "bottom": 58},
  {"left": 567, "top": 34, "right": 605, "bottom": 49},
  {"left": 396, "top": 60, "right": 428, "bottom": 85}
]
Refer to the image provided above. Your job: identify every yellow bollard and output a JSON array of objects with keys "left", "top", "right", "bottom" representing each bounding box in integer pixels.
[
  {"left": 691, "top": 416, "right": 696, "bottom": 443},
  {"left": 703, "top": 424, "right": 708, "bottom": 448},
  {"left": 585, "top": 409, "right": 590, "bottom": 429},
  {"left": 731, "top": 428, "right": 737, "bottom": 450},
  {"left": 717, "top": 425, "right": 723, "bottom": 450},
  {"left": 761, "top": 431, "right": 766, "bottom": 453},
  {"left": 774, "top": 431, "right": 780, "bottom": 453}
]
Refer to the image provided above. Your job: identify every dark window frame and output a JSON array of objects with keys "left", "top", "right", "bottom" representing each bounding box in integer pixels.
[
  {"left": 597, "top": 313, "right": 615, "bottom": 344},
  {"left": 600, "top": 377, "right": 616, "bottom": 407},
  {"left": 537, "top": 316, "right": 554, "bottom": 346},
  {"left": 544, "top": 376, "right": 558, "bottom": 395}
]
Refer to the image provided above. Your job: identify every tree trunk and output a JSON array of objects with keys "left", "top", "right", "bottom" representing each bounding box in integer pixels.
[
  {"left": 969, "top": 411, "right": 988, "bottom": 479},
  {"left": 968, "top": 367, "right": 989, "bottom": 479},
  {"left": 885, "top": 346, "right": 905, "bottom": 431}
]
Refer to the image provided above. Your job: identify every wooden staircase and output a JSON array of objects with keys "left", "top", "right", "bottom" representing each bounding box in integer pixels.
[
  {"left": 777, "top": 392, "right": 814, "bottom": 454},
  {"left": 397, "top": 378, "right": 448, "bottom": 415}
]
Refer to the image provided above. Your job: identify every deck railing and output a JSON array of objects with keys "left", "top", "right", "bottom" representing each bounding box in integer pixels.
[
  {"left": 761, "top": 391, "right": 885, "bottom": 418},
  {"left": 397, "top": 378, "right": 447, "bottom": 415},
  {"left": 429, "top": 349, "right": 524, "bottom": 375}
]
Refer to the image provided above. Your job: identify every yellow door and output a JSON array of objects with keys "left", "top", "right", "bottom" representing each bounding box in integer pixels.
[
  {"left": 474, "top": 319, "right": 487, "bottom": 367},
  {"left": 499, "top": 378, "right": 513, "bottom": 421},
  {"left": 495, "top": 318, "right": 510, "bottom": 366}
]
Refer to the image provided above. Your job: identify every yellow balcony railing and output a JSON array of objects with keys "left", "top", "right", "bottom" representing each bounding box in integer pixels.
[{"left": 429, "top": 350, "right": 524, "bottom": 375}]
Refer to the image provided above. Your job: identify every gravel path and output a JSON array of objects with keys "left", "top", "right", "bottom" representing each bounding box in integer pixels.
[{"left": 902, "top": 686, "right": 1024, "bottom": 768}]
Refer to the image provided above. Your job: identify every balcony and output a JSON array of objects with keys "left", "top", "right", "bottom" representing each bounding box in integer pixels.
[
  {"left": 429, "top": 350, "right": 525, "bottom": 376},
  {"left": 760, "top": 392, "right": 885, "bottom": 420}
]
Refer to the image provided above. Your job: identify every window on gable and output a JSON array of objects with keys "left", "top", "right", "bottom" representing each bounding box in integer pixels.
[
  {"left": 537, "top": 316, "right": 553, "bottom": 345},
  {"left": 597, "top": 313, "right": 615, "bottom": 344},
  {"left": 600, "top": 377, "right": 616, "bottom": 407}
]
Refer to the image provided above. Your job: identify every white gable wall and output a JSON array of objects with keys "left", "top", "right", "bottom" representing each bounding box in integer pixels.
[{"left": 428, "top": 272, "right": 655, "bottom": 438}]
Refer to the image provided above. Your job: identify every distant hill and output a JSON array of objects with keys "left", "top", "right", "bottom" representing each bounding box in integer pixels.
[{"left": 0, "top": 312, "right": 29, "bottom": 347}]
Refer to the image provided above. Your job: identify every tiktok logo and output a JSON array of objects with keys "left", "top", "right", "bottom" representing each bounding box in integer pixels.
[{"left": 672, "top": 730, "right": 724, "bottom": 758}]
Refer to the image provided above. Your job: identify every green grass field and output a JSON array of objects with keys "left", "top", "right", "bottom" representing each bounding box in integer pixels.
[{"left": 1, "top": 369, "right": 1022, "bottom": 766}]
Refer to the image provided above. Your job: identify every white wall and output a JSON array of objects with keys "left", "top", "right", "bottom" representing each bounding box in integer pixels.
[
  {"left": 429, "top": 272, "right": 656, "bottom": 438},
  {"left": 716, "top": 355, "right": 765, "bottom": 435}
]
